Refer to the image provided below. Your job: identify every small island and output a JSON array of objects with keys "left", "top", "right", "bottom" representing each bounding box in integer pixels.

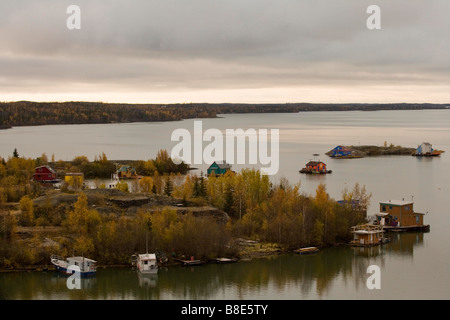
[{"left": 326, "top": 144, "right": 417, "bottom": 158}]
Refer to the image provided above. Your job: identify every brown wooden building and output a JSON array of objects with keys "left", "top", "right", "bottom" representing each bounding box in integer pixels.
[
  {"left": 377, "top": 200, "right": 425, "bottom": 227},
  {"left": 351, "top": 224, "right": 384, "bottom": 246}
]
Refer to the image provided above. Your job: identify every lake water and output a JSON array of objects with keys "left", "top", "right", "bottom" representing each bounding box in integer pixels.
[{"left": 0, "top": 110, "right": 449, "bottom": 300}]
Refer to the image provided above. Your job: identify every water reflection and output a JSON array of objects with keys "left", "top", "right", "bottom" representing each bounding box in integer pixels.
[{"left": 0, "top": 232, "right": 431, "bottom": 300}]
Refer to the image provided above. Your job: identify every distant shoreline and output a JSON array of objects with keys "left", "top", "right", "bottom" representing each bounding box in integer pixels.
[{"left": 0, "top": 101, "right": 449, "bottom": 129}]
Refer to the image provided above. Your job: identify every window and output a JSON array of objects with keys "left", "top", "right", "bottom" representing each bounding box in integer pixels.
[
  {"left": 389, "top": 206, "right": 393, "bottom": 210},
  {"left": 416, "top": 215, "right": 419, "bottom": 223},
  {"left": 404, "top": 206, "right": 409, "bottom": 211},
  {"left": 382, "top": 205, "right": 386, "bottom": 212}
]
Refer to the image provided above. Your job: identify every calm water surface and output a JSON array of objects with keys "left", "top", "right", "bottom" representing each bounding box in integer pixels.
[{"left": 0, "top": 110, "right": 449, "bottom": 299}]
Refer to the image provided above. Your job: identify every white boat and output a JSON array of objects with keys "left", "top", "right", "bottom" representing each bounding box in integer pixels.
[
  {"left": 133, "top": 253, "right": 158, "bottom": 274},
  {"left": 108, "top": 173, "right": 119, "bottom": 189},
  {"left": 50, "top": 255, "right": 97, "bottom": 276}
]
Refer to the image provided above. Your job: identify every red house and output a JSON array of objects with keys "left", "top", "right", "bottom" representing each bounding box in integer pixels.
[{"left": 33, "top": 165, "right": 59, "bottom": 182}]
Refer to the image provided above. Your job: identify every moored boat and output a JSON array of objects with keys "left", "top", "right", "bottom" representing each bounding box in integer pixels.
[
  {"left": 50, "top": 255, "right": 97, "bottom": 276},
  {"left": 294, "top": 247, "right": 320, "bottom": 255}
]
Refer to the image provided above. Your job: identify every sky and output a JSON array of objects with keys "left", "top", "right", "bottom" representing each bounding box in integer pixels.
[{"left": 1, "top": 0, "right": 449, "bottom": 104}]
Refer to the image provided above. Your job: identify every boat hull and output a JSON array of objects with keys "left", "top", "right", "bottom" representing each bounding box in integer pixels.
[{"left": 52, "top": 264, "right": 96, "bottom": 277}]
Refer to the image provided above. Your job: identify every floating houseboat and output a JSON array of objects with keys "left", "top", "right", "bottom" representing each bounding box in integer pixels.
[
  {"left": 299, "top": 161, "right": 332, "bottom": 174},
  {"left": 374, "top": 199, "right": 430, "bottom": 232},
  {"left": 50, "top": 255, "right": 97, "bottom": 276},
  {"left": 294, "top": 247, "right": 320, "bottom": 255},
  {"left": 132, "top": 253, "right": 158, "bottom": 274},
  {"left": 413, "top": 142, "right": 443, "bottom": 157},
  {"left": 350, "top": 224, "right": 387, "bottom": 247}
]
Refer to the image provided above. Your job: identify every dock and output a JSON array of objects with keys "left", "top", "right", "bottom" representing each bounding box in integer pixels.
[{"left": 382, "top": 225, "right": 430, "bottom": 233}]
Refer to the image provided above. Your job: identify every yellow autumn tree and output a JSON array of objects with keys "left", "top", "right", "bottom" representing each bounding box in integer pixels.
[
  {"left": 139, "top": 176, "right": 154, "bottom": 193},
  {"left": 19, "top": 195, "right": 35, "bottom": 226}
]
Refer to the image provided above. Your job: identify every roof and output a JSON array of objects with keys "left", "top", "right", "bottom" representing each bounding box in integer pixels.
[
  {"left": 210, "top": 161, "right": 231, "bottom": 170},
  {"left": 306, "top": 161, "right": 325, "bottom": 166},
  {"left": 117, "top": 165, "right": 135, "bottom": 172},
  {"left": 380, "top": 200, "right": 413, "bottom": 206},
  {"left": 333, "top": 146, "right": 351, "bottom": 151},
  {"left": 139, "top": 253, "right": 156, "bottom": 260},
  {"left": 67, "top": 256, "right": 97, "bottom": 263},
  {"left": 36, "top": 165, "right": 56, "bottom": 173}
]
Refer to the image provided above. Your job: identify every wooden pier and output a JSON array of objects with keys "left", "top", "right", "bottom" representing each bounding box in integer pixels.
[{"left": 382, "top": 225, "right": 430, "bottom": 233}]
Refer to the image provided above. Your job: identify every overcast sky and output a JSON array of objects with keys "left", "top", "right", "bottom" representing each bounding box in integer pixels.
[{"left": 1, "top": 0, "right": 449, "bottom": 104}]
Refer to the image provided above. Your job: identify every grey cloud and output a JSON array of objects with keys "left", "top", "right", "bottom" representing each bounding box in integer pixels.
[{"left": 0, "top": 0, "right": 449, "bottom": 102}]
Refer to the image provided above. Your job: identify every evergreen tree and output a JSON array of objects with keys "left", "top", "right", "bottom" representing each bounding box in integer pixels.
[
  {"left": 164, "top": 175, "right": 173, "bottom": 197},
  {"left": 223, "top": 185, "right": 235, "bottom": 217},
  {"left": 13, "top": 148, "right": 19, "bottom": 158}
]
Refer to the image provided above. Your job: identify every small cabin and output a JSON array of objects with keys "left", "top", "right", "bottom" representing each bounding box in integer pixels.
[
  {"left": 136, "top": 253, "right": 158, "bottom": 274},
  {"left": 66, "top": 256, "right": 97, "bottom": 273},
  {"left": 207, "top": 161, "right": 232, "bottom": 176},
  {"left": 116, "top": 165, "right": 139, "bottom": 179},
  {"left": 306, "top": 161, "right": 327, "bottom": 171},
  {"left": 32, "top": 165, "right": 58, "bottom": 182},
  {"left": 330, "top": 145, "right": 352, "bottom": 157},
  {"left": 351, "top": 224, "right": 384, "bottom": 246},
  {"left": 377, "top": 200, "right": 425, "bottom": 227}
]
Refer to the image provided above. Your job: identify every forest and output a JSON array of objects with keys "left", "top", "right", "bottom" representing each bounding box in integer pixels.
[
  {"left": 0, "top": 101, "right": 447, "bottom": 128},
  {"left": 0, "top": 149, "right": 371, "bottom": 269}
]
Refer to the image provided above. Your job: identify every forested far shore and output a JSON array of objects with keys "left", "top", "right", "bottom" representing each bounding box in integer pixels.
[{"left": 0, "top": 101, "right": 449, "bottom": 128}]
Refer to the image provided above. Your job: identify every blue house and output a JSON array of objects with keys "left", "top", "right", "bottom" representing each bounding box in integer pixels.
[
  {"left": 207, "top": 161, "right": 232, "bottom": 176},
  {"left": 330, "top": 145, "right": 352, "bottom": 157}
]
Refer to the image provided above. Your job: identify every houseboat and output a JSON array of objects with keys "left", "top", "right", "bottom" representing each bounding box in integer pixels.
[
  {"left": 132, "top": 253, "right": 158, "bottom": 274},
  {"left": 50, "top": 255, "right": 97, "bottom": 276},
  {"left": 299, "top": 161, "right": 332, "bottom": 174},
  {"left": 374, "top": 199, "right": 430, "bottom": 232},
  {"left": 413, "top": 142, "right": 443, "bottom": 157},
  {"left": 350, "top": 224, "right": 387, "bottom": 247}
]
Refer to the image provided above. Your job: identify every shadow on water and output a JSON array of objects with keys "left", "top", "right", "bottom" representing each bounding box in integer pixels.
[{"left": 0, "top": 232, "right": 426, "bottom": 300}]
